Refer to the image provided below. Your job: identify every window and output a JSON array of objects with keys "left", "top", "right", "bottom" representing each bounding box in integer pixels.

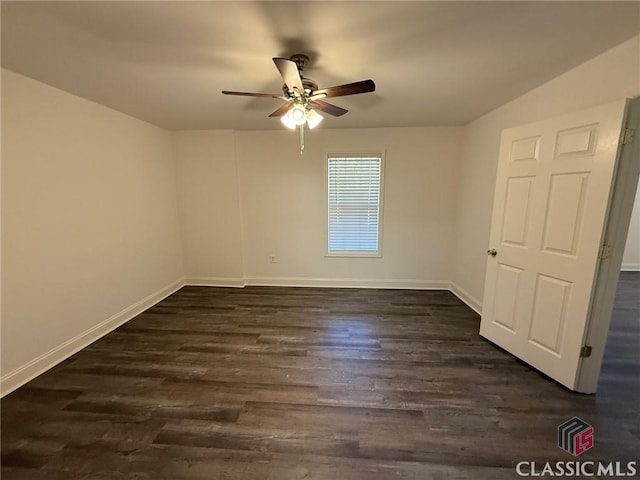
[{"left": 326, "top": 154, "right": 383, "bottom": 256}]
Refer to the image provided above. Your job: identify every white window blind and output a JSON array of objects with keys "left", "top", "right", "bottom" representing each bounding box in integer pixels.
[{"left": 327, "top": 155, "right": 383, "bottom": 255}]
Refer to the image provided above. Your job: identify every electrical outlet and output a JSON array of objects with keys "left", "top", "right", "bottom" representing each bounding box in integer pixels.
[{"left": 269, "top": 254, "right": 277, "bottom": 264}]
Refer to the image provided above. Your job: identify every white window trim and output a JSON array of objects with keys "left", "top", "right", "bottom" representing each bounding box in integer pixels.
[{"left": 324, "top": 151, "right": 385, "bottom": 258}]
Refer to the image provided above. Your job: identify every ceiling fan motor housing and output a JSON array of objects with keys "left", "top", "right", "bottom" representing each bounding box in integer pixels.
[{"left": 282, "top": 77, "right": 318, "bottom": 97}]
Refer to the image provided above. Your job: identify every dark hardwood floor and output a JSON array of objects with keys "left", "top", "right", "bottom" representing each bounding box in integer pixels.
[{"left": 2, "top": 274, "right": 639, "bottom": 479}]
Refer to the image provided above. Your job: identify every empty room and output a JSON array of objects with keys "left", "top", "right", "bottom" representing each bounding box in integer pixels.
[{"left": 1, "top": 1, "right": 639, "bottom": 479}]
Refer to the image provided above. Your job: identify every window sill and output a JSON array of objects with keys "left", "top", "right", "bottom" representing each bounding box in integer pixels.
[{"left": 325, "top": 252, "right": 382, "bottom": 258}]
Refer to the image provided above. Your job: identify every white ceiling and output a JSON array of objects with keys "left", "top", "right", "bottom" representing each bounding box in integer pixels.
[{"left": 2, "top": 1, "right": 639, "bottom": 131}]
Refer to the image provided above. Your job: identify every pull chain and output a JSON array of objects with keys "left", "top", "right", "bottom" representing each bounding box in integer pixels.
[{"left": 299, "top": 124, "right": 305, "bottom": 156}]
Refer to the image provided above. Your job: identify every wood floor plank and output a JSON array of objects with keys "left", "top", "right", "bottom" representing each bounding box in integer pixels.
[{"left": 2, "top": 276, "right": 639, "bottom": 478}]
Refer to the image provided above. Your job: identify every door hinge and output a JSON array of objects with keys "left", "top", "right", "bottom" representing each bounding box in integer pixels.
[
  {"left": 580, "top": 345, "right": 593, "bottom": 358},
  {"left": 621, "top": 127, "right": 635, "bottom": 145},
  {"left": 598, "top": 244, "right": 612, "bottom": 260}
]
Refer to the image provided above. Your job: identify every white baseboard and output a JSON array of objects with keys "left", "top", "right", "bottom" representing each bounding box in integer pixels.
[
  {"left": 184, "top": 276, "right": 246, "bottom": 287},
  {"left": 186, "top": 277, "right": 484, "bottom": 313},
  {"left": 243, "top": 276, "right": 451, "bottom": 290},
  {"left": 0, "top": 278, "right": 185, "bottom": 398},
  {"left": 449, "top": 282, "right": 483, "bottom": 315},
  {"left": 621, "top": 263, "right": 640, "bottom": 271}
]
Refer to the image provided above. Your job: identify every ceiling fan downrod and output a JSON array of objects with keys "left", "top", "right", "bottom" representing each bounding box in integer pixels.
[{"left": 290, "top": 54, "right": 310, "bottom": 74}]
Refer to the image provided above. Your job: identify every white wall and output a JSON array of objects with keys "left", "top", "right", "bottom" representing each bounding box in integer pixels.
[
  {"left": 239, "top": 127, "right": 462, "bottom": 287},
  {"left": 622, "top": 184, "right": 640, "bottom": 270},
  {"left": 175, "top": 127, "right": 462, "bottom": 288},
  {"left": 1, "top": 69, "right": 185, "bottom": 394},
  {"left": 452, "top": 35, "right": 640, "bottom": 311},
  {"left": 173, "top": 130, "right": 244, "bottom": 285}
]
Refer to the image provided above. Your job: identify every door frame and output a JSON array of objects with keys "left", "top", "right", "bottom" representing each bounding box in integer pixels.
[{"left": 576, "top": 96, "right": 640, "bottom": 393}]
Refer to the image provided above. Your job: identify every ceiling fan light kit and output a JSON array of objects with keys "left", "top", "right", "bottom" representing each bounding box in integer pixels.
[
  {"left": 222, "top": 54, "right": 375, "bottom": 154},
  {"left": 280, "top": 105, "right": 324, "bottom": 130}
]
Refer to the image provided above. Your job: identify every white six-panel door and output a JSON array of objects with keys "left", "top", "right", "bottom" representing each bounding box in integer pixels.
[{"left": 480, "top": 99, "right": 628, "bottom": 391}]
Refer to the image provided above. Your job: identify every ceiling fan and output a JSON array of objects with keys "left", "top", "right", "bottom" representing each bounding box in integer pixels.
[{"left": 222, "top": 54, "right": 375, "bottom": 141}]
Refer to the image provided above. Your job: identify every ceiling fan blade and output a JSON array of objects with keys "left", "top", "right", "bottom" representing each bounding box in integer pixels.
[
  {"left": 313, "top": 79, "right": 376, "bottom": 98},
  {"left": 268, "top": 102, "right": 294, "bottom": 118},
  {"left": 273, "top": 57, "right": 304, "bottom": 94},
  {"left": 310, "top": 99, "right": 348, "bottom": 117},
  {"left": 222, "top": 90, "right": 287, "bottom": 99}
]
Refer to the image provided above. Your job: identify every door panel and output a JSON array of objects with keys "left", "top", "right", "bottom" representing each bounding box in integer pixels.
[
  {"left": 492, "top": 263, "right": 523, "bottom": 333},
  {"left": 480, "top": 99, "right": 628, "bottom": 390},
  {"left": 502, "top": 177, "right": 534, "bottom": 247},
  {"left": 528, "top": 273, "right": 572, "bottom": 354},
  {"left": 542, "top": 172, "right": 588, "bottom": 256},
  {"left": 510, "top": 135, "right": 541, "bottom": 163},
  {"left": 555, "top": 124, "right": 598, "bottom": 158}
]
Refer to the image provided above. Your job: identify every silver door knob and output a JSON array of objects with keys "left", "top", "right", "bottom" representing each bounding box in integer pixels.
[{"left": 487, "top": 249, "right": 498, "bottom": 257}]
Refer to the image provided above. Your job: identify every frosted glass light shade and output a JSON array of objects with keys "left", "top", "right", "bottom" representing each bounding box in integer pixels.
[
  {"left": 306, "top": 109, "right": 323, "bottom": 129},
  {"left": 280, "top": 114, "right": 296, "bottom": 129},
  {"left": 281, "top": 104, "right": 308, "bottom": 129},
  {"left": 288, "top": 104, "right": 307, "bottom": 125}
]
